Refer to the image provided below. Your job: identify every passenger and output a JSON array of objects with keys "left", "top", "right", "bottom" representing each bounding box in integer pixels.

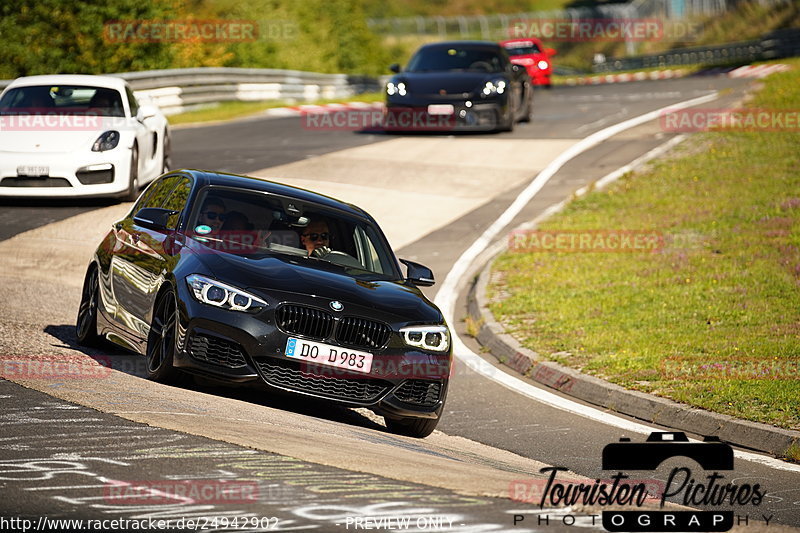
[
  {"left": 221, "top": 211, "right": 252, "bottom": 231},
  {"left": 300, "top": 219, "right": 331, "bottom": 257}
]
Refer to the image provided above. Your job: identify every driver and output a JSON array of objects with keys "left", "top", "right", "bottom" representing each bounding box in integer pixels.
[{"left": 299, "top": 219, "right": 331, "bottom": 257}]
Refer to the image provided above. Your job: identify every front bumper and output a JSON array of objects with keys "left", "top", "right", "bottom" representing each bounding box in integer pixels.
[
  {"left": 385, "top": 97, "right": 510, "bottom": 131},
  {"left": 0, "top": 149, "right": 131, "bottom": 197},
  {"left": 173, "top": 284, "right": 451, "bottom": 420}
]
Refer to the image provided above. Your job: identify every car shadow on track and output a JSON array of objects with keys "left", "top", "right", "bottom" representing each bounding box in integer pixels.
[{"left": 44, "top": 323, "right": 386, "bottom": 434}]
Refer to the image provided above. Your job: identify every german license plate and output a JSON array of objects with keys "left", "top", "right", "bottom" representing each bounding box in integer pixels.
[
  {"left": 427, "top": 104, "right": 454, "bottom": 115},
  {"left": 284, "top": 337, "right": 373, "bottom": 374},
  {"left": 17, "top": 165, "right": 49, "bottom": 177}
]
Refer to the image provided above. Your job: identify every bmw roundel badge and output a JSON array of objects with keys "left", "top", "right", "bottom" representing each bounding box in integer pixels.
[{"left": 330, "top": 301, "right": 344, "bottom": 312}]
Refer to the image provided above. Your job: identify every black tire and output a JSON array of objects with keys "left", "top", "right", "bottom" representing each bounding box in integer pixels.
[
  {"left": 76, "top": 266, "right": 101, "bottom": 346},
  {"left": 122, "top": 144, "right": 139, "bottom": 202},
  {"left": 162, "top": 129, "right": 171, "bottom": 173},
  {"left": 519, "top": 90, "right": 534, "bottom": 123},
  {"left": 384, "top": 416, "right": 440, "bottom": 438},
  {"left": 146, "top": 287, "right": 180, "bottom": 382}
]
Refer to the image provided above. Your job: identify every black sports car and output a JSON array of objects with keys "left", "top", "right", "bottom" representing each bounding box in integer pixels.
[
  {"left": 385, "top": 40, "right": 533, "bottom": 132},
  {"left": 76, "top": 169, "right": 452, "bottom": 437}
]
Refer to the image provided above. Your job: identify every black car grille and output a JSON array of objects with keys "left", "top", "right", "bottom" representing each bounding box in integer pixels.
[
  {"left": 275, "top": 304, "right": 391, "bottom": 350},
  {"left": 276, "top": 305, "right": 334, "bottom": 341},
  {"left": 187, "top": 333, "right": 247, "bottom": 369},
  {"left": 336, "top": 317, "right": 391, "bottom": 349},
  {"left": 76, "top": 167, "right": 114, "bottom": 185},
  {"left": 1, "top": 177, "right": 71, "bottom": 187},
  {"left": 394, "top": 380, "right": 443, "bottom": 407},
  {"left": 256, "top": 359, "right": 390, "bottom": 403}
]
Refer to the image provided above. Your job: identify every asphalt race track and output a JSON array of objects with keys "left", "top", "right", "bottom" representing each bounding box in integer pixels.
[{"left": 2, "top": 75, "right": 799, "bottom": 532}]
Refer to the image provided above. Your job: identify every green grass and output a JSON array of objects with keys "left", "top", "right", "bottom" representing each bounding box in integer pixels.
[
  {"left": 168, "top": 92, "right": 384, "bottom": 125},
  {"left": 487, "top": 58, "right": 800, "bottom": 431}
]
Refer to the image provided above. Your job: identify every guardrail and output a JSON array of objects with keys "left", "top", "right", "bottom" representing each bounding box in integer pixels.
[
  {"left": 593, "top": 27, "right": 800, "bottom": 72},
  {"left": 0, "top": 68, "right": 382, "bottom": 116}
]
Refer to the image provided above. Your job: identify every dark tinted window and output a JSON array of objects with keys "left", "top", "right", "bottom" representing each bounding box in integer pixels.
[
  {"left": 134, "top": 175, "right": 179, "bottom": 213},
  {"left": 125, "top": 86, "right": 139, "bottom": 116},
  {"left": 503, "top": 42, "right": 542, "bottom": 55},
  {"left": 406, "top": 46, "right": 505, "bottom": 73},
  {"left": 0, "top": 85, "right": 124, "bottom": 116},
  {"left": 162, "top": 177, "right": 192, "bottom": 229}
]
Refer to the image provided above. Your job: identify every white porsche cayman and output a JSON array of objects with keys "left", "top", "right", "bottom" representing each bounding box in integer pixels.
[{"left": 0, "top": 74, "right": 170, "bottom": 201}]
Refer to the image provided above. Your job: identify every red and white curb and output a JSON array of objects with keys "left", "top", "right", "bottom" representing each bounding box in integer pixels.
[
  {"left": 561, "top": 63, "right": 790, "bottom": 85},
  {"left": 562, "top": 69, "right": 689, "bottom": 85},
  {"left": 728, "top": 63, "right": 791, "bottom": 78},
  {"left": 264, "top": 101, "right": 384, "bottom": 117}
]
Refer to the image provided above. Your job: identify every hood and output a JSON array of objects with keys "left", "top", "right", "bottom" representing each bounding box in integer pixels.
[
  {"left": 188, "top": 242, "right": 442, "bottom": 323},
  {"left": 0, "top": 116, "right": 133, "bottom": 153},
  {"left": 394, "top": 72, "right": 501, "bottom": 97}
]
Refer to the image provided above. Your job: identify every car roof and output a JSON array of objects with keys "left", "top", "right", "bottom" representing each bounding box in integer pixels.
[
  {"left": 6, "top": 74, "right": 128, "bottom": 92},
  {"left": 500, "top": 38, "right": 546, "bottom": 47},
  {"left": 181, "top": 169, "right": 371, "bottom": 219},
  {"left": 418, "top": 40, "right": 503, "bottom": 50}
]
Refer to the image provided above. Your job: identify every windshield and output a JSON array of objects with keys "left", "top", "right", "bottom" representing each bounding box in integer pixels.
[
  {"left": 503, "top": 42, "right": 542, "bottom": 56},
  {"left": 189, "top": 187, "right": 401, "bottom": 281},
  {"left": 406, "top": 46, "right": 506, "bottom": 73},
  {"left": 0, "top": 85, "right": 125, "bottom": 116}
]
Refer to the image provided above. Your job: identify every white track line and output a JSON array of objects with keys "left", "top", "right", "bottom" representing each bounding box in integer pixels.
[{"left": 434, "top": 91, "right": 800, "bottom": 474}]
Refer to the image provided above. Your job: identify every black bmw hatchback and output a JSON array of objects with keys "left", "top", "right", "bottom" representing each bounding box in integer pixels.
[{"left": 76, "top": 169, "right": 452, "bottom": 437}]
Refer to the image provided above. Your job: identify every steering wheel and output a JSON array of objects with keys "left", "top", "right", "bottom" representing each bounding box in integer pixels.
[
  {"left": 468, "top": 61, "right": 493, "bottom": 72},
  {"left": 311, "top": 246, "right": 362, "bottom": 268}
]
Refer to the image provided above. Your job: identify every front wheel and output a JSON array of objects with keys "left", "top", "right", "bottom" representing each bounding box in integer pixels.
[
  {"left": 162, "top": 129, "right": 171, "bottom": 173},
  {"left": 384, "top": 416, "right": 440, "bottom": 438},
  {"left": 76, "top": 267, "right": 101, "bottom": 346},
  {"left": 122, "top": 144, "right": 139, "bottom": 202},
  {"left": 146, "top": 288, "right": 180, "bottom": 382}
]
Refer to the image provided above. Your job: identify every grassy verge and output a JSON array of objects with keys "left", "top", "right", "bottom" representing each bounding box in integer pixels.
[
  {"left": 487, "top": 58, "right": 800, "bottom": 432},
  {"left": 168, "top": 92, "right": 384, "bottom": 126}
]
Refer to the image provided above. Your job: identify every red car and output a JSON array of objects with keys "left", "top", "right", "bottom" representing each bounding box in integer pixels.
[{"left": 500, "top": 38, "right": 556, "bottom": 88}]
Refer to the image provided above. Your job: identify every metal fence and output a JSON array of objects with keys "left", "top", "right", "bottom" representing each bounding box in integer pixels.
[
  {"left": 0, "top": 68, "right": 382, "bottom": 116},
  {"left": 593, "top": 27, "right": 800, "bottom": 71}
]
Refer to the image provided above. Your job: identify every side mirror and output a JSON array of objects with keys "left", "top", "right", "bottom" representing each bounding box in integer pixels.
[
  {"left": 133, "top": 207, "right": 177, "bottom": 231},
  {"left": 389, "top": 63, "right": 401, "bottom": 74},
  {"left": 400, "top": 258, "right": 435, "bottom": 287},
  {"left": 136, "top": 104, "right": 157, "bottom": 120},
  {"left": 545, "top": 47, "right": 557, "bottom": 56}
]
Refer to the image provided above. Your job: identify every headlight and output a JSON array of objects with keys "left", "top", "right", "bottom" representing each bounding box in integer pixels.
[
  {"left": 537, "top": 60, "right": 549, "bottom": 70},
  {"left": 386, "top": 82, "right": 407, "bottom": 96},
  {"left": 91, "top": 130, "right": 120, "bottom": 152},
  {"left": 186, "top": 274, "right": 267, "bottom": 313},
  {"left": 400, "top": 325, "right": 450, "bottom": 352},
  {"left": 482, "top": 79, "right": 506, "bottom": 96}
]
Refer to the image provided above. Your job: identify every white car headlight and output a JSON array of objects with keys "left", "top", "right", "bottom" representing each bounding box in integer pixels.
[
  {"left": 186, "top": 274, "right": 267, "bottom": 313},
  {"left": 482, "top": 79, "right": 506, "bottom": 96},
  {"left": 386, "top": 82, "right": 407, "bottom": 96},
  {"left": 537, "top": 60, "right": 549, "bottom": 70},
  {"left": 92, "top": 130, "right": 120, "bottom": 152},
  {"left": 400, "top": 325, "right": 450, "bottom": 352}
]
